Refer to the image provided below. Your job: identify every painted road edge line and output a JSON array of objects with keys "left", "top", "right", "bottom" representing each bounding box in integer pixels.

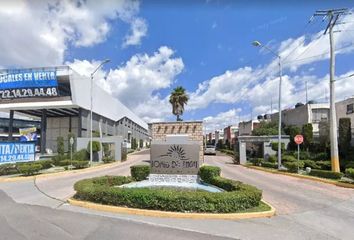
[
  {"left": 243, "top": 165, "right": 354, "bottom": 189},
  {"left": 67, "top": 198, "right": 276, "bottom": 220}
]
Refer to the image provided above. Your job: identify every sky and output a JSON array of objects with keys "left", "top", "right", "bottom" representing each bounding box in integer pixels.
[{"left": 0, "top": 0, "right": 354, "bottom": 133}]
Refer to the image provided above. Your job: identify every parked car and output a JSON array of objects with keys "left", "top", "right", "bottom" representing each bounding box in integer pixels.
[{"left": 204, "top": 144, "right": 216, "bottom": 155}]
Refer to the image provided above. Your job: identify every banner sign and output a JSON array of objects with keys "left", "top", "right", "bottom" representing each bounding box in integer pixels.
[
  {"left": 19, "top": 127, "right": 38, "bottom": 142},
  {"left": 0, "top": 70, "right": 58, "bottom": 99},
  {"left": 0, "top": 142, "right": 35, "bottom": 163}
]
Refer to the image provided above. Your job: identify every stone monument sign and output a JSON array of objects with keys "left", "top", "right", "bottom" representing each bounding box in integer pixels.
[{"left": 151, "top": 143, "right": 199, "bottom": 175}]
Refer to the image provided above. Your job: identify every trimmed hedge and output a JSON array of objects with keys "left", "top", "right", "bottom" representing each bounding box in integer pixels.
[
  {"left": 268, "top": 155, "right": 277, "bottom": 163},
  {"left": 0, "top": 163, "right": 18, "bottom": 176},
  {"left": 249, "top": 158, "right": 263, "bottom": 166},
  {"left": 302, "top": 160, "right": 320, "bottom": 169},
  {"left": 198, "top": 165, "right": 221, "bottom": 182},
  {"left": 309, "top": 169, "right": 344, "bottom": 180},
  {"left": 130, "top": 165, "right": 150, "bottom": 181},
  {"left": 261, "top": 161, "right": 278, "bottom": 169},
  {"left": 73, "top": 167, "right": 262, "bottom": 213},
  {"left": 36, "top": 160, "right": 53, "bottom": 169},
  {"left": 316, "top": 161, "right": 331, "bottom": 170},
  {"left": 102, "top": 156, "right": 115, "bottom": 164},
  {"left": 72, "top": 160, "right": 89, "bottom": 169},
  {"left": 72, "top": 149, "right": 89, "bottom": 161},
  {"left": 284, "top": 161, "right": 304, "bottom": 173},
  {"left": 282, "top": 155, "right": 297, "bottom": 163},
  {"left": 18, "top": 163, "right": 42, "bottom": 176},
  {"left": 345, "top": 168, "right": 354, "bottom": 180}
]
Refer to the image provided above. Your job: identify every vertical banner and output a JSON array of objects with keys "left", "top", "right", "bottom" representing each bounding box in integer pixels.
[{"left": 0, "top": 142, "right": 35, "bottom": 163}]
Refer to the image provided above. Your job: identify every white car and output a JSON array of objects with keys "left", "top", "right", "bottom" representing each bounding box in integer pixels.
[{"left": 204, "top": 145, "right": 216, "bottom": 155}]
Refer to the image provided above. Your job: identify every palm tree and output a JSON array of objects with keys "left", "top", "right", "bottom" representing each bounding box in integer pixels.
[{"left": 169, "top": 86, "right": 189, "bottom": 121}]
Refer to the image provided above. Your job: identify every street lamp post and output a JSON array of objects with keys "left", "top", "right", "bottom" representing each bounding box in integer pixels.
[
  {"left": 252, "top": 41, "right": 283, "bottom": 169},
  {"left": 90, "top": 59, "right": 110, "bottom": 167}
]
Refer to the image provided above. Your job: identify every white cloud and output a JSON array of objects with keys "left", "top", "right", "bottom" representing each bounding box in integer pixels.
[
  {"left": 122, "top": 17, "right": 148, "bottom": 47},
  {"left": 0, "top": 0, "right": 144, "bottom": 67},
  {"left": 203, "top": 108, "right": 242, "bottom": 133},
  {"left": 68, "top": 46, "right": 184, "bottom": 123}
]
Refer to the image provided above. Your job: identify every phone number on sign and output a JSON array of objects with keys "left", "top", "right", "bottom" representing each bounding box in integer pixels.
[{"left": 0, "top": 87, "right": 58, "bottom": 99}]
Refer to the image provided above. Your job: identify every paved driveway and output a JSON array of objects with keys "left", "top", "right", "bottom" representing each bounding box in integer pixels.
[{"left": 1, "top": 151, "right": 354, "bottom": 240}]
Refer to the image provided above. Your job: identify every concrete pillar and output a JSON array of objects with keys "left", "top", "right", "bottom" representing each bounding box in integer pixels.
[
  {"left": 40, "top": 110, "right": 47, "bottom": 154},
  {"left": 8, "top": 110, "right": 14, "bottom": 141},
  {"left": 239, "top": 141, "right": 247, "bottom": 164},
  {"left": 78, "top": 108, "right": 82, "bottom": 137}
]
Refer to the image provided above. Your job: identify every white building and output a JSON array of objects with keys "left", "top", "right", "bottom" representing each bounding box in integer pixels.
[
  {"left": 336, "top": 97, "right": 354, "bottom": 143},
  {"left": 270, "top": 103, "right": 329, "bottom": 135},
  {"left": 238, "top": 120, "right": 260, "bottom": 136},
  {"left": 0, "top": 66, "right": 149, "bottom": 154}
]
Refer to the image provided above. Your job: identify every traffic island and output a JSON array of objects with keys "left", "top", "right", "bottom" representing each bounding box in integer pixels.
[{"left": 70, "top": 165, "right": 275, "bottom": 219}]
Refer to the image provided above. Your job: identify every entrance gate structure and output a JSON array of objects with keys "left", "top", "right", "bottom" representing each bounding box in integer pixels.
[{"left": 237, "top": 135, "right": 290, "bottom": 164}]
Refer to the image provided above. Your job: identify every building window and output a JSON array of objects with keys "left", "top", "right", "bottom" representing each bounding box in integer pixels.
[{"left": 347, "top": 104, "right": 354, "bottom": 114}]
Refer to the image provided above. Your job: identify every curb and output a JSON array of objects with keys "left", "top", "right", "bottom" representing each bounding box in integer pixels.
[
  {"left": 67, "top": 198, "right": 276, "bottom": 220},
  {"left": 243, "top": 165, "right": 354, "bottom": 189}
]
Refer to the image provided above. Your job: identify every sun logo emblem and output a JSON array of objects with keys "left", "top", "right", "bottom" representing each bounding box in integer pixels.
[{"left": 166, "top": 145, "right": 188, "bottom": 161}]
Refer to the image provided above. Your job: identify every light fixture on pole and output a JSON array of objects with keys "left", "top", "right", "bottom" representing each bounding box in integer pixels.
[
  {"left": 252, "top": 40, "right": 283, "bottom": 170},
  {"left": 90, "top": 59, "right": 110, "bottom": 167}
]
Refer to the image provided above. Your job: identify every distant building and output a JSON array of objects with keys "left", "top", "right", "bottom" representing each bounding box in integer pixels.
[
  {"left": 223, "top": 125, "right": 238, "bottom": 146},
  {"left": 336, "top": 97, "right": 354, "bottom": 143},
  {"left": 238, "top": 120, "right": 260, "bottom": 136},
  {"left": 215, "top": 129, "right": 224, "bottom": 143},
  {"left": 270, "top": 103, "right": 329, "bottom": 136}
]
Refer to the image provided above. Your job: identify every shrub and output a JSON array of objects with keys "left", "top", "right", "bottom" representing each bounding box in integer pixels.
[
  {"left": 0, "top": 163, "right": 18, "bottom": 176},
  {"left": 72, "top": 160, "right": 89, "bottom": 169},
  {"left": 74, "top": 175, "right": 262, "bottom": 213},
  {"left": 271, "top": 142, "right": 285, "bottom": 152},
  {"left": 102, "top": 156, "right": 115, "bottom": 164},
  {"left": 57, "top": 136, "right": 65, "bottom": 155},
  {"left": 302, "top": 160, "right": 320, "bottom": 169},
  {"left": 52, "top": 154, "right": 67, "bottom": 165},
  {"left": 232, "top": 152, "right": 240, "bottom": 164},
  {"left": 249, "top": 158, "right": 263, "bottom": 166},
  {"left": 18, "top": 163, "right": 42, "bottom": 176},
  {"left": 36, "top": 160, "right": 53, "bottom": 169},
  {"left": 199, "top": 165, "right": 221, "bottom": 183},
  {"left": 284, "top": 161, "right": 304, "bottom": 173},
  {"left": 130, "top": 165, "right": 150, "bottom": 181},
  {"left": 311, "top": 152, "right": 329, "bottom": 161},
  {"left": 87, "top": 141, "right": 101, "bottom": 152},
  {"left": 309, "top": 169, "right": 343, "bottom": 180},
  {"left": 345, "top": 162, "right": 354, "bottom": 170},
  {"left": 282, "top": 155, "right": 297, "bottom": 163},
  {"left": 219, "top": 149, "right": 234, "bottom": 156},
  {"left": 316, "top": 161, "right": 331, "bottom": 170},
  {"left": 72, "top": 149, "right": 89, "bottom": 161},
  {"left": 57, "top": 160, "right": 71, "bottom": 166},
  {"left": 298, "top": 151, "right": 310, "bottom": 160},
  {"left": 345, "top": 168, "right": 354, "bottom": 180},
  {"left": 268, "top": 155, "right": 277, "bottom": 163},
  {"left": 261, "top": 161, "right": 278, "bottom": 169}
]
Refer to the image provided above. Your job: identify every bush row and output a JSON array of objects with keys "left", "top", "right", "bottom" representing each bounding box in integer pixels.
[
  {"left": 308, "top": 169, "right": 344, "bottom": 180},
  {"left": 345, "top": 168, "right": 354, "bottom": 180},
  {"left": 73, "top": 166, "right": 263, "bottom": 213}
]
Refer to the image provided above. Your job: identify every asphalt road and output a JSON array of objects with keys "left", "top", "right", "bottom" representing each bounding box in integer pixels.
[{"left": 0, "top": 150, "right": 354, "bottom": 240}]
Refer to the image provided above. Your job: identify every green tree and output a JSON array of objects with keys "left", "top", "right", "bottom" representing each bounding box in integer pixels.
[
  {"left": 319, "top": 121, "right": 330, "bottom": 151},
  {"left": 284, "top": 125, "right": 301, "bottom": 150},
  {"left": 252, "top": 121, "right": 278, "bottom": 136},
  {"left": 169, "top": 86, "right": 189, "bottom": 121},
  {"left": 57, "top": 136, "right": 65, "bottom": 155},
  {"left": 302, "top": 123, "right": 313, "bottom": 151},
  {"left": 339, "top": 118, "right": 351, "bottom": 157}
]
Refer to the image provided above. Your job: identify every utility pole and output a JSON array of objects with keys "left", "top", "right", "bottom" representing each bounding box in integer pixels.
[
  {"left": 305, "top": 78, "right": 308, "bottom": 104},
  {"left": 313, "top": 8, "right": 348, "bottom": 172}
]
